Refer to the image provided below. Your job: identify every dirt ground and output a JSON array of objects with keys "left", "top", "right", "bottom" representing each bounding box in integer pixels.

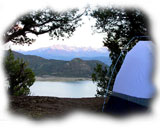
[{"left": 9, "top": 96, "right": 104, "bottom": 119}]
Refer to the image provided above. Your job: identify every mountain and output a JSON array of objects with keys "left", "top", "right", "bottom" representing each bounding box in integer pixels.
[
  {"left": 17, "top": 45, "right": 112, "bottom": 65},
  {"left": 11, "top": 51, "right": 108, "bottom": 78}
]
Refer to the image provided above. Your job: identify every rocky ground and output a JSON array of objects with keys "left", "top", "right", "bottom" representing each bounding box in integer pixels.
[
  {"left": 9, "top": 96, "right": 149, "bottom": 120},
  {"left": 9, "top": 96, "right": 104, "bottom": 119}
]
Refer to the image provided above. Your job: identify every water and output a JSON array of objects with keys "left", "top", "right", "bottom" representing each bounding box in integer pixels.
[{"left": 30, "top": 81, "right": 97, "bottom": 98}]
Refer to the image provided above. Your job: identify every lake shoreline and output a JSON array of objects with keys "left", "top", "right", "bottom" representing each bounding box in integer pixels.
[{"left": 35, "top": 76, "right": 92, "bottom": 82}]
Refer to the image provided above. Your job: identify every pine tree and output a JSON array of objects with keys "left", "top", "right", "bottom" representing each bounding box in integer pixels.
[{"left": 4, "top": 49, "right": 35, "bottom": 96}]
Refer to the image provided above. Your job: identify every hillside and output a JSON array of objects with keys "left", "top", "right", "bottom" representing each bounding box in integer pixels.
[{"left": 11, "top": 51, "right": 108, "bottom": 78}]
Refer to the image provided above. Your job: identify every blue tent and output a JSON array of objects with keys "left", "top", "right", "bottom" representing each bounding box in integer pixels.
[{"left": 103, "top": 40, "right": 155, "bottom": 114}]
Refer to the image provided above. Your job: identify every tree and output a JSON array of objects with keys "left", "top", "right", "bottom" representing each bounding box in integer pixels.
[
  {"left": 4, "top": 49, "right": 35, "bottom": 96},
  {"left": 92, "top": 64, "right": 108, "bottom": 97},
  {"left": 3, "top": 8, "right": 85, "bottom": 45},
  {"left": 90, "top": 7, "right": 150, "bottom": 96}
]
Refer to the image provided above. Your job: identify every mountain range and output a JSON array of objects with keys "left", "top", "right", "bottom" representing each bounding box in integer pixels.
[
  {"left": 11, "top": 51, "right": 108, "bottom": 78},
  {"left": 17, "top": 45, "right": 111, "bottom": 65}
]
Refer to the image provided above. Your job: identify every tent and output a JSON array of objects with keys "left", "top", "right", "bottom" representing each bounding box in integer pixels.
[{"left": 104, "top": 41, "right": 155, "bottom": 114}]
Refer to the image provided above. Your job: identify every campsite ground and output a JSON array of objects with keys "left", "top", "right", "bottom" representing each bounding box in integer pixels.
[{"left": 9, "top": 96, "right": 104, "bottom": 119}]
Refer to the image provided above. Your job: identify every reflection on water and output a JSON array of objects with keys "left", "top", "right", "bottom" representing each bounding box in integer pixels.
[{"left": 30, "top": 81, "right": 97, "bottom": 98}]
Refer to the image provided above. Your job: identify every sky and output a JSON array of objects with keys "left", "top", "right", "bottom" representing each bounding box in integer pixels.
[{"left": 5, "top": 15, "right": 106, "bottom": 51}]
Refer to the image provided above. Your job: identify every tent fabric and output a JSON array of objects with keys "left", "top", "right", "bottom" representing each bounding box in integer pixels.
[
  {"left": 112, "top": 92, "right": 150, "bottom": 107},
  {"left": 103, "top": 95, "right": 148, "bottom": 115},
  {"left": 113, "top": 41, "right": 155, "bottom": 99}
]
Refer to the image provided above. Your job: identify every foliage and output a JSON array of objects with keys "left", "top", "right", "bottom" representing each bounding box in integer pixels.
[
  {"left": 92, "top": 64, "right": 108, "bottom": 97},
  {"left": 91, "top": 7, "right": 150, "bottom": 62},
  {"left": 4, "top": 49, "right": 35, "bottom": 96},
  {"left": 3, "top": 8, "right": 86, "bottom": 44},
  {"left": 91, "top": 7, "right": 150, "bottom": 96}
]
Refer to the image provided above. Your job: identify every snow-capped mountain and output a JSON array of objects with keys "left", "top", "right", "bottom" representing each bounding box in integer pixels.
[{"left": 17, "top": 45, "right": 111, "bottom": 65}]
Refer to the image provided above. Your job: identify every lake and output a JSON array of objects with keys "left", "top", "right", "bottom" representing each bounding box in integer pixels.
[{"left": 30, "top": 81, "right": 97, "bottom": 98}]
